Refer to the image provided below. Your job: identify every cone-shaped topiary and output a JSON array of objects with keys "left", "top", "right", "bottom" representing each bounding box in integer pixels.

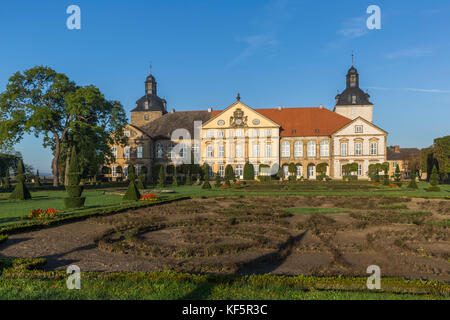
[
  {"left": 157, "top": 166, "right": 165, "bottom": 187},
  {"left": 172, "top": 166, "right": 179, "bottom": 187},
  {"left": 9, "top": 159, "right": 32, "bottom": 200},
  {"left": 34, "top": 170, "right": 41, "bottom": 187},
  {"left": 215, "top": 173, "right": 221, "bottom": 187},
  {"left": 63, "top": 146, "right": 85, "bottom": 208},
  {"left": 428, "top": 165, "right": 440, "bottom": 192},
  {"left": 407, "top": 166, "right": 418, "bottom": 189},
  {"left": 123, "top": 179, "right": 141, "bottom": 201},
  {"left": 202, "top": 164, "right": 211, "bottom": 189},
  {"left": 185, "top": 169, "right": 192, "bottom": 185},
  {"left": 137, "top": 173, "right": 146, "bottom": 189}
]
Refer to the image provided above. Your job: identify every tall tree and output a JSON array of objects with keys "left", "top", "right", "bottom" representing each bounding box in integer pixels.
[{"left": 0, "top": 66, "right": 127, "bottom": 187}]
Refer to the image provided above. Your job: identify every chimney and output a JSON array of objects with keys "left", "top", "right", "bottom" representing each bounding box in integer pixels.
[
  {"left": 277, "top": 105, "right": 282, "bottom": 111},
  {"left": 207, "top": 107, "right": 212, "bottom": 113},
  {"left": 394, "top": 145, "right": 400, "bottom": 153},
  {"left": 170, "top": 108, "right": 175, "bottom": 113},
  {"left": 319, "top": 104, "right": 324, "bottom": 109}
]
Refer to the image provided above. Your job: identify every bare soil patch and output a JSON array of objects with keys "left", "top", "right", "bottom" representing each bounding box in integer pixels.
[{"left": 0, "top": 196, "right": 449, "bottom": 281}]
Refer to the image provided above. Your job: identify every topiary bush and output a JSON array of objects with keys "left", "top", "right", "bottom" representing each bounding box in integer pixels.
[
  {"left": 172, "top": 166, "right": 179, "bottom": 187},
  {"left": 157, "top": 166, "right": 166, "bottom": 188},
  {"left": 63, "top": 147, "right": 85, "bottom": 208},
  {"left": 407, "top": 165, "right": 418, "bottom": 189},
  {"left": 225, "top": 164, "right": 235, "bottom": 181},
  {"left": 185, "top": 169, "right": 192, "bottom": 185},
  {"left": 9, "top": 159, "right": 31, "bottom": 200},
  {"left": 428, "top": 165, "right": 440, "bottom": 192},
  {"left": 392, "top": 165, "right": 402, "bottom": 187},
  {"left": 215, "top": 173, "right": 221, "bottom": 187},
  {"left": 202, "top": 164, "right": 212, "bottom": 189},
  {"left": 123, "top": 179, "right": 141, "bottom": 201},
  {"left": 243, "top": 162, "right": 254, "bottom": 180}
]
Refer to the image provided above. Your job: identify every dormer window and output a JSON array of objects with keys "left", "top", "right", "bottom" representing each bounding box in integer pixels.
[
  {"left": 144, "top": 101, "right": 149, "bottom": 110},
  {"left": 352, "top": 95, "right": 357, "bottom": 104},
  {"left": 355, "top": 125, "right": 363, "bottom": 133},
  {"left": 350, "top": 75, "right": 356, "bottom": 87}
]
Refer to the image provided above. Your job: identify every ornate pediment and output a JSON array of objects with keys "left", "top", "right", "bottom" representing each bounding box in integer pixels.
[{"left": 229, "top": 108, "right": 248, "bottom": 127}]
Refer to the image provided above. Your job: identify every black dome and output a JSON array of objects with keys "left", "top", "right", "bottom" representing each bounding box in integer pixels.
[{"left": 132, "top": 94, "right": 166, "bottom": 112}]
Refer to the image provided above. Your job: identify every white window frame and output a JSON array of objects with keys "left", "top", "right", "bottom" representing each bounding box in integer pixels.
[
  {"left": 307, "top": 141, "right": 316, "bottom": 157},
  {"left": 370, "top": 142, "right": 378, "bottom": 155},
  {"left": 294, "top": 141, "right": 303, "bottom": 158},
  {"left": 124, "top": 147, "right": 131, "bottom": 159},
  {"left": 341, "top": 142, "right": 348, "bottom": 156},
  {"left": 296, "top": 165, "right": 302, "bottom": 177},
  {"left": 320, "top": 140, "right": 329, "bottom": 157},
  {"left": 281, "top": 141, "right": 290, "bottom": 157},
  {"left": 219, "top": 165, "right": 225, "bottom": 177},
  {"left": 265, "top": 144, "right": 272, "bottom": 157},
  {"left": 265, "top": 129, "right": 271, "bottom": 137},
  {"left": 156, "top": 144, "right": 163, "bottom": 158},
  {"left": 236, "top": 144, "right": 243, "bottom": 158},
  {"left": 355, "top": 142, "right": 363, "bottom": 155},
  {"left": 355, "top": 125, "right": 363, "bottom": 133},
  {"left": 357, "top": 163, "right": 362, "bottom": 176},
  {"left": 206, "top": 144, "right": 214, "bottom": 158},
  {"left": 235, "top": 164, "right": 243, "bottom": 177},
  {"left": 253, "top": 144, "right": 260, "bottom": 157},
  {"left": 283, "top": 165, "right": 289, "bottom": 177},
  {"left": 218, "top": 144, "right": 225, "bottom": 158},
  {"left": 111, "top": 147, "right": 118, "bottom": 158}
]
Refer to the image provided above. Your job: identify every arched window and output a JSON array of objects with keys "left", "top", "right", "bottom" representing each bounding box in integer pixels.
[
  {"left": 281, "top": 141, "right": 290, "bottom": 157},
  {"left": 307, "top": 164, "right": 315, "bottom": 179},
  {"left": 307, "top": 141, "right": 316, "bottom": 157},
  {"left": 294, "top": 141, "right": 303, "bottom": 157},
  {"left": 296, "top": 165, "right": 303, "bottom": 177},
  {"left": 320, "top": 140, "right": 329, "bottom": 157},
  {"left": 283, "top": 165, "right": 289, "bottom": 177}
]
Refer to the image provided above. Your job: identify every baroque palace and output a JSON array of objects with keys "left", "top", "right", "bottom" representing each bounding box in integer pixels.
[{"left": 106, "top": 64, "right": 388, "bottom": 180}]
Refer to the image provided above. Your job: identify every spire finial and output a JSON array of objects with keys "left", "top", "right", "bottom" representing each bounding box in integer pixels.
[
  {"left": 237, "top": 93, "right": 241, "bottom": 101},
  {"left": 351, "top": 51, "right": 354, "bottom": 66},
  {"left": 150, "top": 62, "right": 152, "bottom": 75}
]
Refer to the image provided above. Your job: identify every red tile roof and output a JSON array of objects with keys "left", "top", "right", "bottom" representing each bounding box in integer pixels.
[{"left": 211, "top": 107, "right": 352, "bottom": 137}]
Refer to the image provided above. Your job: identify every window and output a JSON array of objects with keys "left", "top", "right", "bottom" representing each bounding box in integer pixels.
[
  {"left": 206, "top": 130, "right": 214, "bottom": 138},
  {"left": 124, "top": 166, "right": 128, "bottom": 177},
  {"left": 156, "top": 144, "right": 163, "bottom": 158},
  {"left": 355, "top": 142, "right": 363, "bottom": 155},
  {"left": 265, "top": 144, "right": 272, "bottom": 157},
  {"left": 235, "top": 129, "right": 243, "bottom": 137},
  {"left": 252, "top": 129, "right": 259, "bottom": 137},
  {"left": 320, "top": 140, "right": 329, "bottom": 157},
  {"left": 281, "top": 141, "right": 290, "bottom": 157},
  {"left": 217, "top": 130, "right": 224, "bottom": 138},
  {"left": 112, "top": 166, "right": 117, "bottom": 178},
  {"left": 392, "top": 162, "right": 398, "bottom": 169},
  {"left": 253, "top": 165, "right": 259, "bottom": 177},
  {"left": 283, "top": 165, "right": 289, "bottom": 177},
  {"left": 352, "top": 95, "right": 357, "bottom": 104},
  {"left": 307, "top": 141, "right": 316, "bottom": 157},
  {"left": 296, "top": 165, "right": 302, "bottom": 177},
  {"left": 137, "top": 146, "right": 143, "bottom": 159},
  {"left": 341, "top": 142, "right": 348, "bottom": 156},
  {"left": 124, "top": 147, "right": 130, "bottom": 159},
  {"left": 218, "top": 144, "right": 225, "bottom": 157},
  {"left": 294, "top": 141, "right": 303, "bottom": 157},
  {"left": 219, "top": 165, "right": 225, "bottom": 177},
  {"left": 307, "top": 164, "right": 315, "bottom": 178},
  {"left": 144, "top": 114, "right": 149, "bottom": 121},
  {"left": 124, "top": 131, "right": 130, "bottom": 137},
  {"left": 111, "top": 147, "right": 117, "bottom": 158},
  {"left": 236, "top": 144, "right": 243, "bottom": 158},
  {"left": 192, "top": 143, "right": 200, "bottom": 155},
  {"left": 206, "top": 145, "right": 213, "bottom": 158},
  {"left": 208, "top": 165, "right": 213, "bottom": 177},
  {"left": 357, "top": 163, "right": 362, "bottom": 176},
  {"left": 265, "top": 129, "right": 272, "bottom": 137},
  {"left": 253, "top": 144, "right": 260, "bottom": 157},
  {"left": 370, "top": 142, "right": 378, "bottom": 155},
  {"left": 235, "top": 165, "right": 243, "bottom": 177},
  {"left": 355, "top": 125, "right": 363, "bottom": 133}
]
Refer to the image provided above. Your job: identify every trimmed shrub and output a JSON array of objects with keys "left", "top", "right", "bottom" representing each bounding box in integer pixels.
[
  {"left": 407, "top": 166, "right": 418, "bottom": 189},
  {"left": 383, "top": 174, "right": 390, "bottom": 186},
  {"left": 123, "top": 179, "right": 141, "bottom": 201},
  {"left": 172, "top": 166, "right": 179, "bottom": 187},
  {"left": 428, "top": 165, "right": 440, "bottom": 192},
  {"left": 157, "top": 166, "right": 166, "bottom": 188},
  {"left": 392, "top": 165, "right": 402, "bottom": 187},
  {"left": 9, "top": 159, "right": 31, "bottom": 200},
  {"left": 64, "top": 147, "right": 85, "bottom": 208},
  {"left": 185, "top": 169, "right": 192, "bottom": 185},
  {"left": 225, "top": 164, "right": 235, "bottom": 181},
  {"left": 215, "top": 173, "right": 222, "bottom": 187},
  {"left": 202, "top": 164, "right": 211, "bottom": 189},
  {"left": 243, "top": 162, "right": 254, "bottom": 180},
  {"left": 288, "top": 163, "right": 296, "bottom": 177}
]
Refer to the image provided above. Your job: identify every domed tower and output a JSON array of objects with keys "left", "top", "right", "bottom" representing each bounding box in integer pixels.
[
  {"left": 334, "top": 62, "right": 374, "bottom": 122},
  {"left": 130, "top": 68, "right": 167, "bottom": 127}
]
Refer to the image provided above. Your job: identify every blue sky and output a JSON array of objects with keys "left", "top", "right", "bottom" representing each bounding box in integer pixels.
[{"left": 1, "top": 0, "right": 449, "bottom": 173}]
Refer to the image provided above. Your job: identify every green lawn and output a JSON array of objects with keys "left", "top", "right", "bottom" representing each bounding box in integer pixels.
[
  {"left": 0, "top": 271, "right": 447, "bottom": 300},
  {"left": 284, "top": 207, "right": 351, "bottom": 214},
  {"left": 0, "top": 190, "right": 124, "bottom": 226}
]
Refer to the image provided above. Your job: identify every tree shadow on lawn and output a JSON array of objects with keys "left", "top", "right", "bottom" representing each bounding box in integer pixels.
[{"left": 180, "top": 232, "right": 306, "bottom": 300}]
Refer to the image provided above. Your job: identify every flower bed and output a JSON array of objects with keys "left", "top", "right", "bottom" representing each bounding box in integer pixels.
[
  {"left": 140, "top": 194, "right": 159, "bottom": 201},
  {"left": 26, "top": 208, "right": 57, "bottom": 220}
]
